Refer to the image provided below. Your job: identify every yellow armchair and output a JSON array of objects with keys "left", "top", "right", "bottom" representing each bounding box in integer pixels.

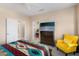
[{"left": 56, "top": 34, "right": 78, "bottom": 56}]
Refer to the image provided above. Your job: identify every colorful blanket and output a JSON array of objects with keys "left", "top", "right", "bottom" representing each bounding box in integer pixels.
[{"left": 0, "top": 40, "right": 49, "bottom": 56}]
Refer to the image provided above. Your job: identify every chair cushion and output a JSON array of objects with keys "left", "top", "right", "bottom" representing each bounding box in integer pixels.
[{"left": 64, "top": 39, "right": 73, "bottom": 44}]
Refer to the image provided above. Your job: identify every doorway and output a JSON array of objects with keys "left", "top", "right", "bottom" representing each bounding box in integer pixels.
[{"left": 6, "top": 18, "right": 19, "bottom": 43}]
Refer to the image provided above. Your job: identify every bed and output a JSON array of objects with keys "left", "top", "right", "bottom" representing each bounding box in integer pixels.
[{"left": 0, "top": 40, "right": 49, "bottom": 56}]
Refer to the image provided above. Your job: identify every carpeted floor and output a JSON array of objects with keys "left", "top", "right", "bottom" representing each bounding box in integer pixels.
[{"left": 51, "top": 47, "right": 79, "bottom": 56}]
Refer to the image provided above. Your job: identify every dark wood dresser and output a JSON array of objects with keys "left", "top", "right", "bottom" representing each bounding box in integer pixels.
[
  {"left": 40, "top": 22, "right": 55, "bottom": 46},
  {"left": 40, "top": 31, "right": 55, "bottom": 46}
]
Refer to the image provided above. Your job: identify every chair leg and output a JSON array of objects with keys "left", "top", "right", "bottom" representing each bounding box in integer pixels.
[
  {"left": 56, "top": 47, "right": 58, "bottom": 50},
  {"left": 73, "top": 52, "right": 76, "bottom": 55},
  {"left": 65, "top": 54, "right": 68, "bottom": 56}
]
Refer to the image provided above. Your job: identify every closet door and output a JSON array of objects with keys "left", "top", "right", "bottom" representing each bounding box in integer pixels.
[{"left": 6, "top": 19, "right": 19, "bottom": 43}]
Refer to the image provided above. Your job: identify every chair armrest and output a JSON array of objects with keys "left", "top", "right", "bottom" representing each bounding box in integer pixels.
[
  {"left": 56, "top": 39, "right": 64, "bottom": 43},
  {"left": 67, "top": 43, "right": 78, "bottom": 47}
]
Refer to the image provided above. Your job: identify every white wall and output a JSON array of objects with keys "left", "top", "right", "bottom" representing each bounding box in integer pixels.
[
  {"left": 0, "top": 7, "right": 31, "bottom": 44},
  {"left": 31, "top": 7, "right": 75, "bottom": 43}
]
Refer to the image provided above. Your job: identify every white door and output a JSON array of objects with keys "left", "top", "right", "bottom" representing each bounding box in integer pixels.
[{"left": 7, "top": 19, "right": 18, "bottom": 43}]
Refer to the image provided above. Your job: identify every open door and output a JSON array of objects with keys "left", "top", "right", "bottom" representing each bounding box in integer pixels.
[{"left": 6, "top": 18, "right": 19, "bottom": 43}]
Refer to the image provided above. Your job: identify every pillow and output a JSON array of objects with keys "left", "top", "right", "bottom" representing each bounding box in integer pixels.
[
  {"left": 64, "top": 39, "right": 73, "bottom": 44},
  {"left": 16, "top": 42, "right": 28, "bottom": 49},
  {"left": 64, "top": 34, "right": 78, "bottom": 44},
  {"left": 10, "top": 42, "right": 17, "bottom": 45}
]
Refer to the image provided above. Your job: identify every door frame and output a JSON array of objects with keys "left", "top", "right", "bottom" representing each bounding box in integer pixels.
[{"left": 6, "top": 18, "right": 19, "bottom": 43}]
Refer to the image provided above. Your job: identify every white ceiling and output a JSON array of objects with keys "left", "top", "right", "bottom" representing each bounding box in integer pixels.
[{"left": 0, "top": 3, "right": 76, "bottom": 16}]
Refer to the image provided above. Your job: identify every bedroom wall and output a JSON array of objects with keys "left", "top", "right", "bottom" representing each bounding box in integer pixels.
[
  {"left": 31, "top": 6, "right": 75, "bottom": 43},
  {"left": 0, "top": 7, "right": 31, "bottom": 44},
  {"left": 76, "top": 4, "right": 79, "bottom": 35},
  {"left": 0, "top": 5, "right": 77, "bottom": 44}
]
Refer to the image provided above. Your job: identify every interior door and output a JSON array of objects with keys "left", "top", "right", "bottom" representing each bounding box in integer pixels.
[{"left": 7, "top": 19, "right": 19, "bottom": 43}]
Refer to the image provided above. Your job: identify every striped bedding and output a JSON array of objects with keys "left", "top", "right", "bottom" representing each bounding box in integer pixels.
[{"left": 0, "top": 40, "right": 49, "bottom": 56}]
